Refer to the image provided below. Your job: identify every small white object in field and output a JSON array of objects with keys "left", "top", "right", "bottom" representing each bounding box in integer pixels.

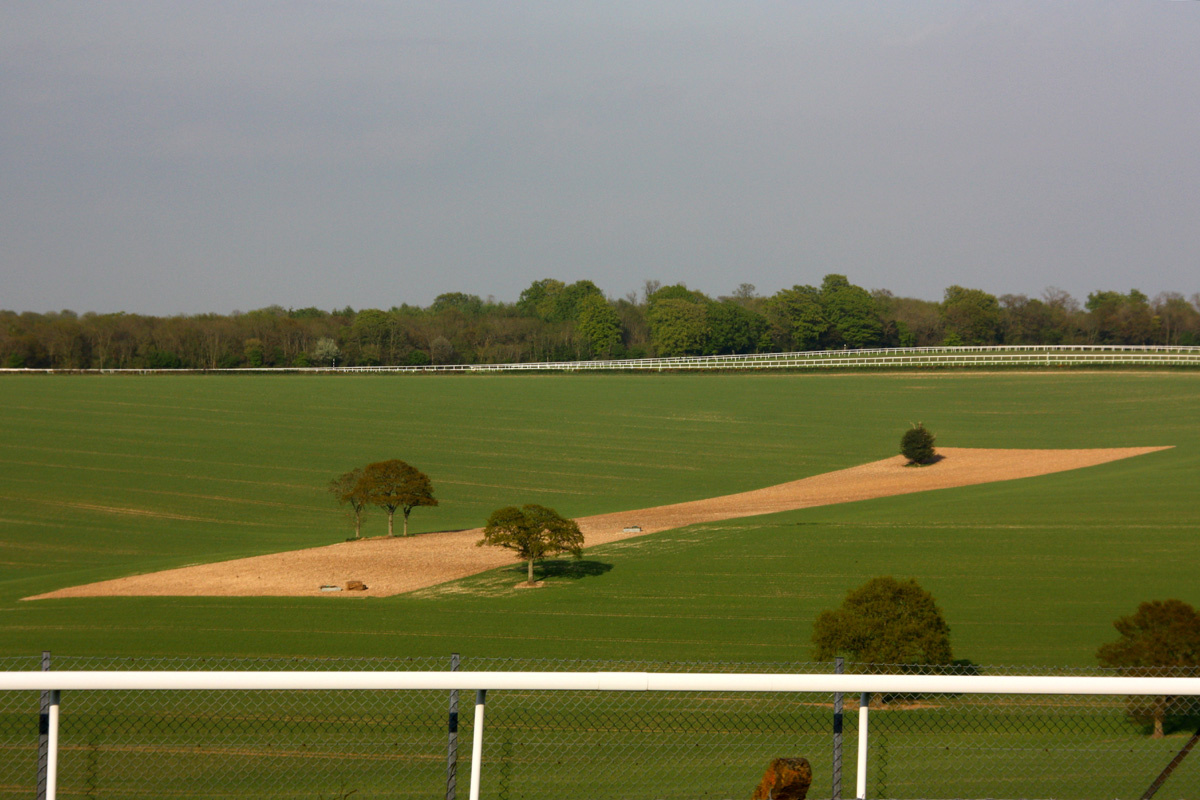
[
  {"left": 623, "top": 526, "right": 642, "bottom": 533},
  {"left": 320, "top": 585, "right": 342, "bottom": 592}
]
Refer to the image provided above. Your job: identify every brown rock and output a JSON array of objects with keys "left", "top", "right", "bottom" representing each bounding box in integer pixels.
[
  {"left": 751, "top": 757, "right": 811, "bottom": 800},
  {"left": 344, "top": 580, "right": 367, "bottom": 591}
]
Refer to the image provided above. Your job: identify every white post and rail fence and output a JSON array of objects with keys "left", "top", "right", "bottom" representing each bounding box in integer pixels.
[
  {"left": 4, "top": 670, "right": 1200, "bottom": 800},
  {"left": 4, "top": 344, "right": 1200, "bottom": 375}
]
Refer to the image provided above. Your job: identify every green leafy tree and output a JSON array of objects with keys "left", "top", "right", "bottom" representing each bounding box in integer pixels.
[
  {"left": 707, "top": 301, "right": 767, "bottom": 355},
  {"left": 350, "top": 309, "right": 394, "bottom": 360},
  {"left": 813, "top": 576, "right": 953, "bottom": 665},
  {"left": 941, "top": 285, "right": 1002, "bottom": 345},
  {"left": 360, "top": 459, "right": 438, "bottom": 536},
  {"left": 900, "top": 423, "right": 937, "bottom": 465},
  {"left": 557, "top": 280, "right": 605, "bottom": 322},
  {"left": 647, "top": 284, "right": 708, "bottom": 304},
  {"left": 1097, "top": 599, "right": 1200, "bottom": 737},
  {"left": 819, "top": 274, "right": 882, "bottom": 349},
  {"left": 1085, "top": 289, "right": 1156, "bottom": 345},
  {"left": 874, "top": 290, "right": 943, "bottom": 347},
  {"left": 1153, "top": 292, "right": 1200, "bottom": 346},
  {"left": 763, "top": 285, "right": 826, "bottom": 351},
  {"left": 517, "top": 279, "right": 568, "bottom": 320},
  {"left": 243, "top": 338, "right": 265, "bottom": 367},
  {"left": 576, "top": 295, "right": 622, "bottom": 358},
  {"left": 431, "top": 292, "right": 484, "bottom": 316},
  {"left": 477, "top": 504, "right": 584, "bottom": 585},
  {"left": 647, "top": 298, "right": 710, "bottom": 356},
  {"left": 328, "top": 467, "right": 370, "bottom": 539}
]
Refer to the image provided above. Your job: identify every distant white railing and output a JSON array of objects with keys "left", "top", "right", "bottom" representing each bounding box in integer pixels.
[
  {"left": 3, "top": 344, "right": 1200, "bottom": 375},
  {"left": 6, "top": 670, "right": 1199, "bottom": 800}
]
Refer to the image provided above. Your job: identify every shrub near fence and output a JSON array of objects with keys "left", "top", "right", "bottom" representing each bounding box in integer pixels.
[{"left": 2, "top": 656, "right": 1199, "bottom": 800}]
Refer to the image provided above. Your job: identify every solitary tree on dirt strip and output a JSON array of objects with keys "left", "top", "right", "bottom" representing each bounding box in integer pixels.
[
  {"left": 360, "top": 460, "right": 438, "bottom": 537},
  {"left": 812, "top": 576, "right": 953, "bottom": 666},
  {"left": 1097, "top": 599, "right": 1200, "bottom": 738},
  {"left": 900, "top": 423, "right": 937, "bottom": 465},
  {"left": 477, "top": 504, "right": 584, "bottom": 586},
  {"left": 328, "top": 467, "right": 370, "bottom": 539}
]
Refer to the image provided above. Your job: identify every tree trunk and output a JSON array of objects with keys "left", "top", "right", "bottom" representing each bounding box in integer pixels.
[
  {"left": 528, "top": 558, "right": 535, "bottom": 585},
  {"left": 387, "top": 510, "right": 395, "bottom": 537},
  {"left": 354, "top": 509, "right": 361, "bottom": 539},
  {"left": 403, "top": 509, "right": 409, "bottom": 536},
  {"left": 1154, "top": 702, "right": 1166, "bottom": 739}
]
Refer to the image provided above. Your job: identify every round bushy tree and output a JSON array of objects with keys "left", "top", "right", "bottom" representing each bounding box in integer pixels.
[
  {"left": 812, "top": 576, "right": 953, "bottom": 666},
  {"left": 900, "top": 423, "right": 937, "bottom": 465},
  {"left": 478, "top": 504, "right": 583, "bottom": 586},
  {"left": 360, "top": 459, "right": 438, "bottom": 537},
  {"left": 1097, "top": 599, "right": 1200, "bottom": 737}
]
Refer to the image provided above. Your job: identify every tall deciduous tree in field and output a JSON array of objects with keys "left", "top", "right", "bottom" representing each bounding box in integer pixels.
[
  {"left": 812, "top": 576, "right": 953, "bottom": 666},
  {"left": 1097, "top": 599, "right": 1200, "bottom": 738},
  {"left": 361, "top": 460, "right": 438, "bottom": 536},
  {"left": 478, "top": 504, "right": 584, "bottom": 585},
  {"left": 328, "top": 467, "right": 370, "bottom": 539}
]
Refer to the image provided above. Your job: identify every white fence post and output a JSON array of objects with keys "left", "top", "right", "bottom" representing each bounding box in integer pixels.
[
  {"left": 36, "top": 651, "right": 50, "bottom": 800},
  {"left": 46, "top": 690, "right": 59, "bottom": 800},
  {"left": 856, "top": 692, "right": 869, "bottom": 799},
  {"left": 468, "top": 689, "right": 486, "bottom": 800}
]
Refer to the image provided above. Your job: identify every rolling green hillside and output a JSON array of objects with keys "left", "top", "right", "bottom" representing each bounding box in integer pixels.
[{"left": 0, "top": 372, "right": 1196, "bottom": 665}]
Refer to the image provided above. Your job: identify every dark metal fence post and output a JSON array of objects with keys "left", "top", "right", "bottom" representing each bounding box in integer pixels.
[
  {"left": 832, "top": 657, "right": 844, "bottom": 799},
  {"left": 446, "top": 653, "right": 460, "bottom": 800},
  {"left": 37, "top": 651, "right": 50, "bottom": 800},
  {"left": 1141, "top": 724, "right": 1200, "bottom": 800}
]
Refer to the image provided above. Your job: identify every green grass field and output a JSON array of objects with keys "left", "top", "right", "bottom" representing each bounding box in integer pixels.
[{"left": 0, "top": 372, "right": 1197, "bottom": 665}]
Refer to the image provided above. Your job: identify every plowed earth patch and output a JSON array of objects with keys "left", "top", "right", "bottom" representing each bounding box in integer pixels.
[{"left": 27, "top": 447, "right": 1169, "bottom": 600}]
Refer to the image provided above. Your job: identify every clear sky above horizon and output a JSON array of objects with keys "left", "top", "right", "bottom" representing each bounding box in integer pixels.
[{"left": 3, "top": 2, "right": 1198, "bottom": 316}]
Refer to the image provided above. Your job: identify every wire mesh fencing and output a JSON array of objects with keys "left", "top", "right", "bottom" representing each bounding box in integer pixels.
[{"left": 1, "top": 655, "right": 1198, "bottom": 799}]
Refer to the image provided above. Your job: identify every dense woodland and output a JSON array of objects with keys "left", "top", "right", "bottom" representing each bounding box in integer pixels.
[{"left": 3, "top": 276, "right": 1199, "bottom": 369}]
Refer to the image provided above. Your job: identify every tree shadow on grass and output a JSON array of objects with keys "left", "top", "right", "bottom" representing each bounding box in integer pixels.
[{"left": 531, "top": 560, "right": 614, "bottom": 581}]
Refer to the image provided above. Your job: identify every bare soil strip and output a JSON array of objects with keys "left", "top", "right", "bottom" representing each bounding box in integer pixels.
[{"left": 27, "top": 447, "right": 1169, "bottom": 600}]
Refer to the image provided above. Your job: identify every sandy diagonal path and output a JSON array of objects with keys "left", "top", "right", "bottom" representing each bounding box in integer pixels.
[{"left": 28, "top": 447, "right": 1169, "bottom": 600}]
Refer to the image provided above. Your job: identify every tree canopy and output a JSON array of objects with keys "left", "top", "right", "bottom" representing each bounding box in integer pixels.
[
  {"left": 812, "top": 576, "right": 953, "bottom": 666},
  {"left": 1096, "top": 599, "right": 1200, "bottom": 737},
  {"left": 900, "top": 423, "right": 937, "bottom": 466},
  {"left": 818, "top": 274, "right": 883, "bottom": 349},
  {"left": 359, "top": 459, "right": 438, "bottom": 537},
  {"left": 763, "top": 284, "right": 826, "bottom": 352},
  {"left": 941, "top": 285, "right": 1002, "bottom": 346},
  {"left": 477, "top": 504, "right": 584, "bottom": 585},
  {"left": 328, "top": 467, "right": 370, "bottom": 539},
  {"left": 4, "top": 277, "right": 1198, "bottom": 370},
  {"left": 576, "top": 294, "right": 622, "bottom": 358}
]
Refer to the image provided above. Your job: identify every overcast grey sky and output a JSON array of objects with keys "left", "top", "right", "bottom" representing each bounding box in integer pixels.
[{"left": 2, "top": 1, "right": 1198, "bottom": 315}]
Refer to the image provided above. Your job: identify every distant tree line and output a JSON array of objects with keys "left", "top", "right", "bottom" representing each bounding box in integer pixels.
[{"left": 4, "top": 277, "right": 1199, "bottom": 369}]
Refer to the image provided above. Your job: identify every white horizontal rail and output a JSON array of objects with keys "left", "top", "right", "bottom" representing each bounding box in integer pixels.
[{"left": 3, "top": 671, "right": 1198, "bottom": 696}]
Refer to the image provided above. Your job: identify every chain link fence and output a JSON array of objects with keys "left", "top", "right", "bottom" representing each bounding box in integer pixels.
[{"left": 2, "top": 655, "right": 1198, "bottom": 799}]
